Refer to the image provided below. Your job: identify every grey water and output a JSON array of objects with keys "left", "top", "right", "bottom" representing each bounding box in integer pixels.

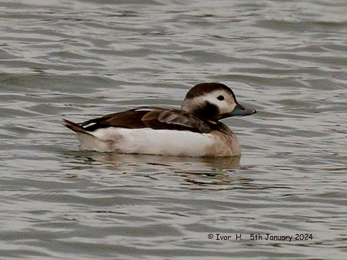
[{"left": 1, "top": 0, "right": 347, "bottom": 259}]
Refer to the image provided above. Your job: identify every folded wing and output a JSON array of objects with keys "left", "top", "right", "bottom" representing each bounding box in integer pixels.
[{"left": 81, "top": 107, "right": 212, "bottom": 133}]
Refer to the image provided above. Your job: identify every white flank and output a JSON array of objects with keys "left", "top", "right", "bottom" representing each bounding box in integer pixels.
[{"left": 76, "top": 128, "right": 220, "bottom": 157}]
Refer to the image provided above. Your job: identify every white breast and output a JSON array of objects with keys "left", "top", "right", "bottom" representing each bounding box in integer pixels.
[{"left": 75, "top": 127, "right": 240, "bottom": 157}]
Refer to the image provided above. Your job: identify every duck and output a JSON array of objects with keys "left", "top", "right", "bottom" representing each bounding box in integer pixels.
[{"left": 63, "top": 82, "right": 256, "bottom": 157}]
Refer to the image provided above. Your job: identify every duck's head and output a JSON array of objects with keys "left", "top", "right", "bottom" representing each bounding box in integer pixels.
[{"left": 181, "top": 83, "right": 256, "bottom": 123}]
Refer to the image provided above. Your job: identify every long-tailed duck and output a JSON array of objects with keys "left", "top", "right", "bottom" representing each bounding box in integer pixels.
[{"left": 63, "top": 83, "right": 256, "bottom": 157}]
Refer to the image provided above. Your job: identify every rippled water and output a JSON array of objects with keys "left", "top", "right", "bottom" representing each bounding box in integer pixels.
[{"left": 1, "top": 0, "right": 347, "bottom": 259}]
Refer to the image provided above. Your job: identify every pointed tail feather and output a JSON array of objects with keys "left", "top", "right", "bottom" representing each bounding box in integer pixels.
[
  {"left": 63, "top": 119, "right": 114, "bottom": 152},
  {"left": 63, "top": 119, "right": 93, "bottom": 135}
]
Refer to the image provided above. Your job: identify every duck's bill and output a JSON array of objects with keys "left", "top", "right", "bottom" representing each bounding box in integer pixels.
[{"left": 225, "top": 103, "right": 257, "bottom": 117}]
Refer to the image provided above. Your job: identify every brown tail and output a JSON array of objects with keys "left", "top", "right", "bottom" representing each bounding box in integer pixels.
[{"left": 63, "top": 119, "right": 93, "bottom": 135}]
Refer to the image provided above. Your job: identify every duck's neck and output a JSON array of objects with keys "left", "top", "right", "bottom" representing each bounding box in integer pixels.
[{"left": 182, "top": 102, "right": 220, "bottom": 124}]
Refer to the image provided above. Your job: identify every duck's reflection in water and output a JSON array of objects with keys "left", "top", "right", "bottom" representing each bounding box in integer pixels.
[
  {"left": 71, "top": 152, "right": 240, "bottom": 170},
  {"left": 63, "top": 152, "right": 258, "bottom": 189}
]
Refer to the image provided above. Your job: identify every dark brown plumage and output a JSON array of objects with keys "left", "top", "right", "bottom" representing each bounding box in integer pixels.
[{"left": 79, "top": 107, "right": 213, "bottom": 133}]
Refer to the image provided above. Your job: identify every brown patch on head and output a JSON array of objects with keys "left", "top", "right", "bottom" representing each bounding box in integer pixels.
[{"left": 185, "top": 83, "right": 236, "bottom": 100}]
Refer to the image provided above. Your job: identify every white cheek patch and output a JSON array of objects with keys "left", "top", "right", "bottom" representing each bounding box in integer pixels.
[
  {"left": 182, "top": 90, "right": 238, "bottom": 116},
  {"left": 219, "top": 102, "right": 236, "bottom": 114},
  {"left": 204, "top": 91, "right": 237, "bottom": 114}
]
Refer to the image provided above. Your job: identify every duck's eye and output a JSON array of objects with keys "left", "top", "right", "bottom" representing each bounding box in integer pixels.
[{"left": 217, "top": 95, "right": 225, "bottom": 101}]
